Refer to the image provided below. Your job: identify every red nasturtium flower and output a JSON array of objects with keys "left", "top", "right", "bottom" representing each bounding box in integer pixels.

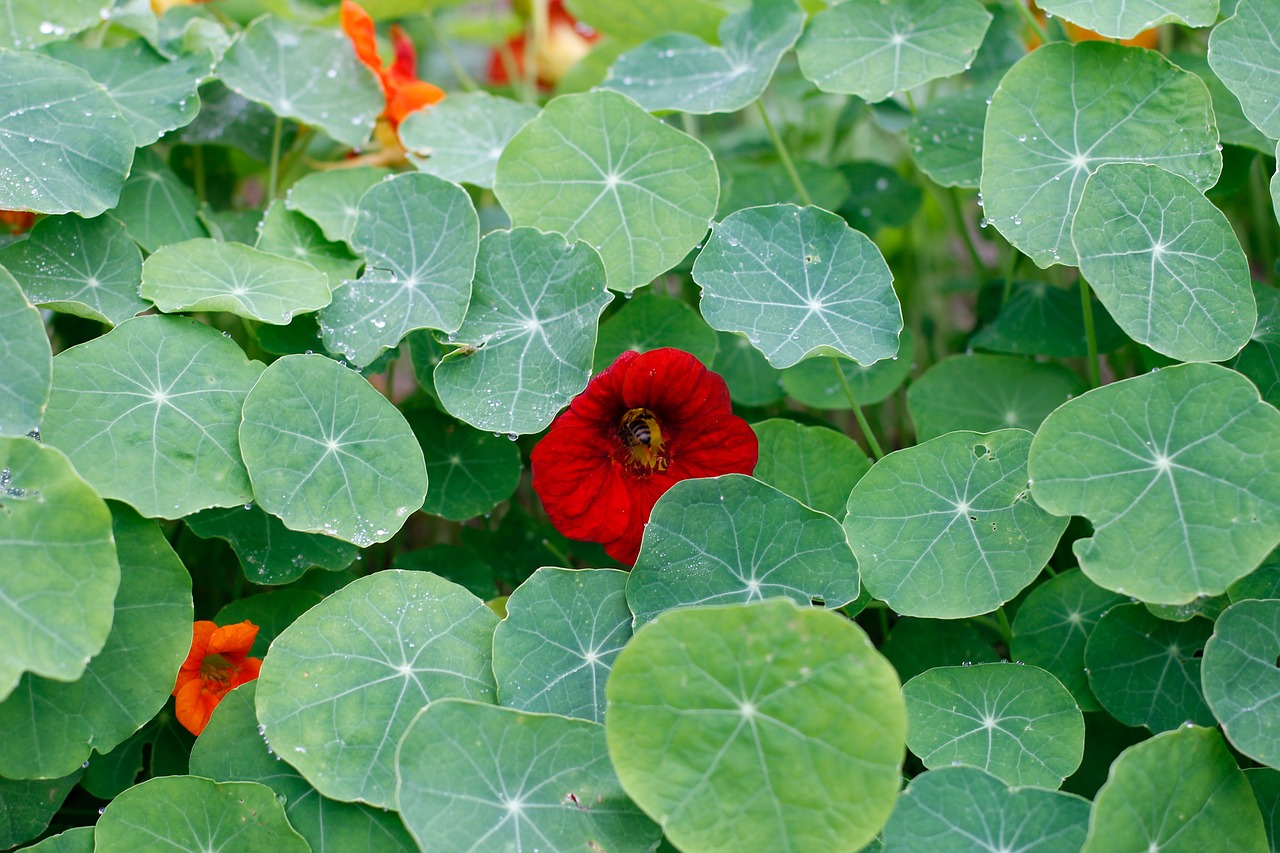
[
  {"left": 488, "top": 0, "right": 598, "bottom": 89},
  {"left": 172, "top": 620, "right": 263, "bottom": 736},
  {"left": 531, "top": 348, "right": 759, "bottom": 565},
  {"left": 341, "top": 0, "right": 445, "bottom": 129}
]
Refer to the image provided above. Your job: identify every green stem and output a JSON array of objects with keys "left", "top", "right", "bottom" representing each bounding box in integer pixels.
[
  {"left": 267, "top": 116, "right": 284, "bottom": 204},
  {"left": 276, "top": 126, "right": 316, "bottom": 192},
  {"left": 756, "top": 99, "right": 812, "bottom": 206},
  {"left": 1008, "top": 0, "right": 1049, "bottom": 46},
  {"left": 832, "top": 357, "right": 885, "bottom": 459},
  {"left": 680, "top": 111, "right": 699, "bottom": 139},
  {"left": 192, "top": 145, "right": 207, "bottom": 204},
  {"left": 1001, "top": 240, "right": 1020, "bottom": 304},
  {"left": 1251, "top": 153, "right": 1277, "bottom": 277},
  {"left": 944, "top": 187, "right": 989, "bottom": 284},
  {"left": 541, "top": 538, "right": 572, "bottom": 568},
  {"left": 1079, "top": 276, "right": 1101, "bottom": 389},
  {"left": 903, "top": 90, "right": 917, "bottom": 115},
  {"left": 423, "top": 10, "right": 479, "bottom": 92}
]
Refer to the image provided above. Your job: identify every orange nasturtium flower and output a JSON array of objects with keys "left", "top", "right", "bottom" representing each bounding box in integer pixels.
[
  {"left": 0, "top": 210, "right": 36, "bottom": 235},
  {"left": 172, "top": 620, "right": 263, "bottom": 736},
  {"left": 341, "top": 0, "right": 445, "bottom": 129}
]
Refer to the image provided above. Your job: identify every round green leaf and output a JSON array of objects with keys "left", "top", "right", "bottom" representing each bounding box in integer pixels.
[
  {"left": 606, "top": 599, "right": 905, "bottom": 853},
  {"left": 191, "top": 683, "right": 417, "bottom": 853},
  {"left": 141, "top": 238, "right": 331, "bottom": 324},
  {"left": 255, "top": 570, "right": 498, "bottom": 808},
  {"left": 593, "top": 291, "right": 719, "bottom": 373},
  {"left": 1072, "top": 163, "right": 1254, "bottom": 362},
  {"left": 1028, "top": 362, "right": 1280, "bottom": 604},
  {"left": 837, "top": 161, "right": 924, "bottom": 233},
  {"left": 43, "top": 39, "right": 210, "bottom": 146},
  {"left": 0, "top": 774, "right": 81, "bottom": 850},
  {"left": 882, "top": 766, "right": 1090, "bottom": 853},
  {"left": 239, "top": 354, "right": 426, "bottom": 546},
  {"left": 284, "top": 166, "right": 393, "bottom": 244},
  {"left": 495, "top": 90, "right": 719, "bottom": 292},
  {"left": 1174, "top": 51, "right": 1274, "bottom": 155},
  {"left": 971, "top": 279, "right": 1127, "bottom": 358},
  {"left": 881, "top": 617, "right": 1002, "bottom": 684},
  {"left": 397, "top": 700, "right": 660, "bottom": 851},
  {"left": 750, "top": 418, "right": 871, "bottom": 519},
  {"left": 0, "top": 437, "right": 117, "bottom": 700},
  {"left": 693, "top": 203, "right": 902, "bottom": 370},
  {"left": 980, "top": 42, "right": 1221, "bottom": 268},
  {"left": 0, "top": 50, "right": 133, "bottom": 217},
  {"left": 1230, "top": 548, "right": 1280, "bottom": 602},
  {"left": 566, "top": 0, "right": 736, "bottom": 44},
  {"left": 400, "top": 91, "right": 537, "bottom": 189},
  {"left": 20, "top": 826, "right": 93, "bottom": 853},
  {"left": 1231, "top": 284, "right": 1280, "bottom": 409},
  {"left": 434, "top": 227, "right": 612, "bottom": 435},
  {"left": 720, "top": 157, "right": 851, "bottom": 216},
  {"left": 713, "top": 330, "right": 785, "bottom": 406},
  {"left": 1010, "top": 569, "right": 1127, "bottom": 713},
  {"left": 0, "top": 266, "right": 50, "bottom": 437},
  {"left": 903, "top": 663, "right": 1084, "bottom": 788},
  {"left": 1246, "top": 768, "right": 1280, "bottom": 851},
  {"left": 906, "top": 86, "right": 990, "bottom": 189},
  {"left": 1202, "top": 599, "right": 1280, "bottom": 768},
  {"left": 254, "top": 201, "right": 361, "bottom": 292},
  {"left": 95, "top": 776, "right": 310, "bottom": 853},
  {"left": 0, "top": 0, "right": 108, "bottom": 50},
  {"left": 492, "top": 567, "right": 631, "bottom": 723},
  {"left": 907, "top": 354, "right": 1086, "bottom": 442},
  {"left": 1039, "top": 0, "right": 1217, "bottom": 39},
  {"left": 796, "top": 0, "right": 992, "bottom": 101},
  {"left": 781, "top": 327, "right": 914, "bottom": 408},
  {"left": 1084, "top": 603, "right": 1214, "bottom": 732},
  {"left": 405, "top": 407, "right": 521, "bottom": 521},
  {"left": 319, "top": 172, "right": 479, "bottom": 367},
  {"left": 111, "top": 148, "right": 207, "bottom": 254},
  {"left": 0, "top": 212, "right": 146, "bottom": 326},
  {"left": 185, "top": 503, "right": 358, "bottom": 585},
  {"left": 602, "top": 0, "right": 805, "bottom": 114},
  {"left": 846, "top": 429, "right": 1067, "bottom": 619},
  {"left": 43, "top": 315, "right": 264, "bottom": 518},
  {"left": 0, "top": 505, "right": 191, "bottom": 779},
  {"left": 1082, "top": 726, "right": 1268, "bottom": 853},
  {"left": 1209, "top": 0, "right": 1280, "bottom": 141},
  {"left": 216, "top": 16, "right": 382, "bottom": 147},
  {"left": 629, "top": 474, "right": 860, "bottom": 624}
]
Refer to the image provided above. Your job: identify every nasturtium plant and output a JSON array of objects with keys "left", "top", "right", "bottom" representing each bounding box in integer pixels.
[{"left": 9, "top": 0, "right": 1280, "bottom": 848}]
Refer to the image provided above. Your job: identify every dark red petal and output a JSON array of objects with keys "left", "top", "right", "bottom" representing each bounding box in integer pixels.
[{"left": 532, "top": 411, "right": 631, "bottom": 545}]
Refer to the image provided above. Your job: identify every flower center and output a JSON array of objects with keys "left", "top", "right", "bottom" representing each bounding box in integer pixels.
[
  {"left": 618, "top": 408, "right": 668, "bottom": 470},
  {"left": 199, "top": 654, "right": 236, "bottom": 685}
]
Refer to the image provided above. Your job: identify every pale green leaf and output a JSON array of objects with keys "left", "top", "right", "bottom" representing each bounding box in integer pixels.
[
  {"left": 110, "top": 148, "right": 207, "bottom": 253},
  {"left": 492, "top": 568, "right": 630, "bottom": 724},
  {"left": 694, "top": 203, "right": 902, "bottom": 369},
  {"left": 319, "top": 172, "right": 478, "bottom": 367},
  {"left": 565, "top": 0, "right": 744, "bottom": 44},
  {"left": 593, "top": 291, "right": 719, "bottom": 373},
  {"left": 185, "top": 504, "right": 358, "bottom": 585},
  {"left": 254, "top": 200, "right": 361, "bottom": 291},
  {"left": 0, "top": 50, "right": 133, "bottom": 217},
  {"left": 602, "top": 0, "right": 805, "bottom": 114},
  {"left": 1202, "top": 599, "right": 1280, "bottom": 769},
  {"left": 906, "top": 86, "right": 990, "bottom": 188},
  {"left": 0, "top": 212, "right": 146, "bottom": 326},
  {"left": 1209, "top": 0, "right": 1280, "bottom": 140},
  {"left": 434, "top": 228, "right": 611, "bottom": 435},
  {"left": 400, "top": 92, "right": 537, "bottom": 189},
  {"left": 606, "top": 599, "right": 905, "bottom": 853},
  {"left": 284, "top": 166, "right": 392, "bottom": 244},
  {"left": 495, "top": 90, "right": 719, "bottom": 292},
  {"left": 981, "top": 42, "right": 1220, "bottom": 268},
  {"left": 797, "top": 0, "right": 992, "bottom": 101},
  {"left": 1038, "top": 0, "right": 1218, "bottom": 39},
  {"left": 630, "top": 474, "right": 860, "bottom": 624},
  {"left": 0, "top": 0, "right": 107, "bottom": 49},
  {"left": 405, "top": 407, "right": 521, "bottom": 522},
  {"left": 750, "top": 419, "right": 870, "bottom": 519},
  {"left": 0, "top": 266, "right": 50, "bottom": 437},
  {"left": 42, "top": 315, "right": 264, "bottom": 518},
  {"left": 0, "top": 437, "right": 117, "bottom": 700},
  {"left": 846, "top": 429, "right": 1067, "bottom": 618},
  {"left": 1028, "top": 363, "right": 1280, "bottom": 604},
  {"left": 1073, "top": 163, "right": 1254, "bottom": 362},
  {"left": 216, "top": 16, "right": 383, "bottom": 147},
  {"left": 255, "top": 570, "right": 498, "bottom": 808},
  {"left": 239, "top": 354, "right": 426, "bottom": 546},
  {"left": 780, "top": 327, "right": 914, "bottom": 408}
]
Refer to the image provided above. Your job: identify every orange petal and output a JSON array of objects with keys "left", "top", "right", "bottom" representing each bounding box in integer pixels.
[
  {"left": 385, "top": 80, "right": 445, "bottom": 126},
  {"left": 179, "top": 621, "right": 217, "bottom": 672},
  {"left": 174, "top": 678, "right": 215, "bottom": 736},
  {"left": 341, "top": 0, "right": 384, "bottom": 76},
  {"left": 230, "top": 657, "right": 263, "bottom": 690},
  {"left": 389, "top": 24, "right": 417, "bottom": 81},
  {"left": 207, "top": 620, "right": 260, "bottom": 658}
]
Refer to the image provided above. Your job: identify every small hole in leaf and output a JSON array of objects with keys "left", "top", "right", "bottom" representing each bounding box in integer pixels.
[
  {"left": 973, "top": 444, "right": 990, "bottom": 458},
  {"left": 810, "top": 597, "right": 825, "bottom": 607},
  {"left": 1192, "top": 649, "right": 1203, "bottom": 659}
]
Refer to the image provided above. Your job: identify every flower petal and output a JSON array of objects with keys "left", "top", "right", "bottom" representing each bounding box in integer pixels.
[
  {"left": 206, "top": 620, "right": 259, "bottom": 659},
  {"left": 178, "top": 621, "right": 217, "bottom": 674},
  {"left": 174, "top": 678, "right": 217, "bottom": 736},
  {"left": 341, "top": 0, "right": 384, "bottom": 77}
]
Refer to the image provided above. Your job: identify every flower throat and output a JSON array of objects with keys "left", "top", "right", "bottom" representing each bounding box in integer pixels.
[{"left": 619, "top": 408, "right": 668, "bottom": 470}]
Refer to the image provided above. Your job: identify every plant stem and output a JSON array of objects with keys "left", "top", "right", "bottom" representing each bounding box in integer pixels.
[
  {"left": 680, "top": 111, "right": 699, "bottom": 139},
  {"left": 756, "top": 99, "right": 812, "bottom": 206},
  {"left": 423, "top": 10, "right": 479, "bottom": 92},
  {"left": 1001, "top": 240, "right": 1020, "bottom": 304},
  {"left": 1008, "top": 0, "right": 1049, "bottom": 46},
  {"left": 1079, "top": 276, "right": 1101, "bottom": 388},
  {"left": 192, "top": 146, "right": 207, "bottom": 204},
  {"left": 267, "top": 116, "right": 284, "bottom": 203},
  {"left": 832, "top": 357, "right": 885, "bottom": 459},
  {"left": 903, "top": 90, "right": 917, "bottom": 115},
  {"left": 541, "top": 537, "right": 572, "bottom": 568},
  {"left": 944, "top": 187, "right": 989, "bottom": 284},
  {"left": 1251, "top": 153, "right": 1277, "bottom": 277}
]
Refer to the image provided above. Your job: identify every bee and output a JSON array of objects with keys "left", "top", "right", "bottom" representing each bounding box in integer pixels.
[
  {"left": 618, "top": 408, "right": 667, "bottom": 470},
  {"left": 622, "top": 418, "right": 653, "bottom": 447}
]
